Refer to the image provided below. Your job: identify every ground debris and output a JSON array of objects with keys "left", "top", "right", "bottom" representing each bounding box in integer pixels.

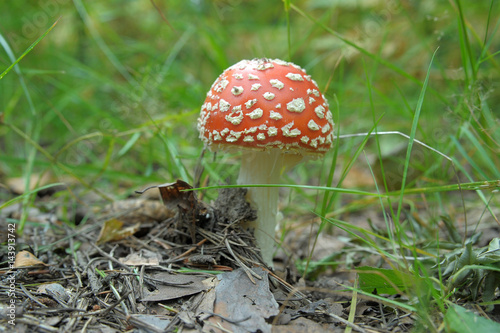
[
  {"left": 127, "top": 314, "right": 171, "bottom": 332},
  {"left": 273, "top": 317, "right": 340, "bottom": 333},
  {"left": 135, "top": 180, "right": 264, "bottom": 270},
  {"left": 140, "top": 272, "right": 207, "bottom": 302},
  {"left": 0, "top": 179, "right": 420, "bottom": 332},
  {"left": 119, "top": 249, "right": 162, "bottom": 266},
  {"left": 101, "top": 198, "right": 175, "bottom": 225},
  {"left": 214, "top": 186, "right": 257, "bottom": 224},
  {"left": 206, "top": 267, "right": 279, "bottom": 333}
]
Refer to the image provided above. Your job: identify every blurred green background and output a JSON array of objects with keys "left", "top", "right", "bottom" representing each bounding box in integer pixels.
[{"left": 0, "top": 0, "right": 499, "bottom": 198}]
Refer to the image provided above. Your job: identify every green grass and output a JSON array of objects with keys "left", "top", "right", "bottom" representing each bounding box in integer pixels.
[{"left": 1, "top": 0, "right": 500, "bottom": 331}]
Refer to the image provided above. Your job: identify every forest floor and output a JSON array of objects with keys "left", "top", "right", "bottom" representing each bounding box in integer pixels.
[{"left": 0, "top": 179, "right": 441, "bottom": 333}]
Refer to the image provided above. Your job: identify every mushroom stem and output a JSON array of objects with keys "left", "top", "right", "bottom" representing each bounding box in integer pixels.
[{"left": 237, "top": 149, "right": 302, "bottom": 266}]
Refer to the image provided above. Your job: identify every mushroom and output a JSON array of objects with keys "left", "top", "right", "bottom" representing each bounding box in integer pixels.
[{"left": 197, "top": 58, "right": 334, "bottom": 266}]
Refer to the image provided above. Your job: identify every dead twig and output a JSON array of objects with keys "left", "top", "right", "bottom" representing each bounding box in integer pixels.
[
  {"left": 324, "top": 311, "right": 368, "bottom": 333},
  {"left": 88, "top": 243, "right": 133, "bottom": 272},
  {"left": 263, "top": 267, "right": 309, "bottom": 302},
  {"left": 169, "top": 238, "right": 208, "bottom": 262},
  {"left": 203, "top": 311, "right": 251, "bottom": 324},
  {"left": 224, "top": 238, "right": 262, "bottom": 284}
]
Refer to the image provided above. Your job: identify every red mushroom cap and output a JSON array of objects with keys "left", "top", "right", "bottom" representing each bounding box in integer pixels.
[{"left": 198, "top": 58, "right": 334, "bottom": 155}]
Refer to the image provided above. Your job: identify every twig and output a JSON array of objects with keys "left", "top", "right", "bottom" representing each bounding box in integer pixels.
[
  {"left": 15, "top": 315, "right": 59, "bottom": 332},
  {"left": 28, "top": 308, "right": 87, "bottom": 315},
  {"left": 224, "top": 238, "right": 262, "bottom": 284},
  {"left": 20, "top": 284, "right": 48, "bottom": 308},
  {"left": 204, "top": 321, "right": 234, "bottom": 333},
  {"left": 203, "top": 311, "right": 251, "bottom": 324},
  {"left": 325, "top": 311, "right": 367, "bottom": 333},
  {"left": 69, "top": 290, "right": 133, "bottom": 318},
  {"left": 123, "top": 313, "right": 166, "bottom": 333},
  {"left": 169, "top": 238, "right": 208, "bottom": 262},
  {"left": 262, "top": 267, "right": 308, "bottom": 302},
  {"left": 88, "top": 242, "right": 133, "bottom": 272}
]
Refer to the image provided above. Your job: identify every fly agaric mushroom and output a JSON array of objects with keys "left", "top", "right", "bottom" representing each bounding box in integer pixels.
[{"left": 197, "top": 58, "right": 334, "bottom": 266}]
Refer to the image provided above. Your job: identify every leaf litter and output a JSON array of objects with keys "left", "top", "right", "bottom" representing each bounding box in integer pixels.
[{"left": 2, "top": 179, "right": 496, "bottom": 332}]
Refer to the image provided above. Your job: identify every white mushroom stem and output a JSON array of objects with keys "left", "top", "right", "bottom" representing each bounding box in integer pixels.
[{"left": 237, "top": 149, "right": 302, "bottom": 266}]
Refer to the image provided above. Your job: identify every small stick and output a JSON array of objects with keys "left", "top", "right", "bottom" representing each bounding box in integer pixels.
[
  {"left": 203, "top": 311, "right": 251, "bottom": 324},
  {"left": 224, "top": 238, "right": 262, "bottom": 284},
  {"left": 261, "top": 266, "right": 308, "bottom": 301},
  {"left": 170, "top": 238, "right": 208, "bottom": 262}
]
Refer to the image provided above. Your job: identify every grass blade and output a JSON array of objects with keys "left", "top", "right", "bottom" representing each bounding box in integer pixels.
[
  {"left": 0, "top": 183, "right": 64, "bottom": 210},
  {"left": 394, "top": 48, "right": 439, "bottom": 224},
  {"left": 0, "top": 18, "right": 60, "bottom": 80}
]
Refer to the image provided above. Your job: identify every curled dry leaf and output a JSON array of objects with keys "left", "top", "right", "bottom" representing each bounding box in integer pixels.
[
  {"left": 137, "top": 180, "right": 199, "bottom": 212},
  {"left": 137, "top": 180, "right": 213, "bottom": 243},
  {"left": 14, "top": 250, "right": 47, "bottom": 268},
  {"left": 96, "top": 218, "right": 140, "bottom": 245}
]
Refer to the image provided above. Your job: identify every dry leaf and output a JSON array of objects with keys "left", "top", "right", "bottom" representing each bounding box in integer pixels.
[
  {"left": 197, "top": 277, "right": 219, "bottom": 313},
  {"left": 102, "top": 199, "right": 175, "bottom": 225},
  {"left": 136, "top": 180, "right": 197, "bottom": 211},
  {"left": 37, "top": 283, "right": 71, "bottom": 302},
  {"left": 119, "top": 249, "right": 161, "bottom": 266},
  {"left": 96, "top": 218, "right": 140, "bottom": 245},
  {"left": 137, "top": 180, "right": 213, "bottom": 243},
  {"left": 127, "top": 314, "right": 171, "bottom": 331},
  {"left": 208, "top": 267, "right": 279, "bottom": 333},
  {"left": 140, "top": 273, "right": 207, "bottom": 302},
  {"left": 14, "top": 251, "right": 47, "bottom": 268}
]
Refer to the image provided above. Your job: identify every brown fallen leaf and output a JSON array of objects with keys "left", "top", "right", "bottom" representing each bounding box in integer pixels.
[
  {"left": 208, "top": 267, "right": 279, "bottom": 333},
  {"left": 14, "top": 251, "right": 47, "bottom": 268},
  {"left": 101, "top": 199, "right": 175, "bottom": 225},
  {"left": 136, "top": 180, "right": 213, "bottom": 243},
  {"left": 136, "top": 180, "right": 197, "bottom": 211},
  {"left": 140, "top": 272, "right": 207, "bottom": 302},
  {"left": 119, "top": 249, "right": 161, "bottom": 266},
  {"left": 96, "top": 218, "right": 140, "bottom": 245}
]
